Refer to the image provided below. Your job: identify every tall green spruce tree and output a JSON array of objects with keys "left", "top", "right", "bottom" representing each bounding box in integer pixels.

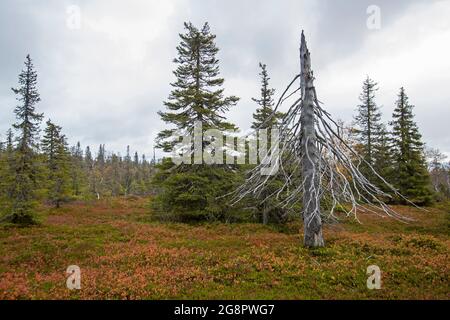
[
  {"left": 251, "top": 63, "right": 283, "bottom": 130},
  {"left": 157, "top": 22, "right": 238, "bottom": 150},
  {"left": 390, "top": 87, "right": 432, "bottom": 205},
  {"left": 123, "top": 145, "right": 132, "bottom": 195},
  {"left": 353, "top": 77, "right": 384, "bottom": 180},
  {"left": 251, "top": 63, "right": 285, "bottom": 224},
  {"left": 41, "top": 120, "right": 71, "bottom": 208},
  {"left": 6, "top": 55, "right": 44, "bottom": 224},
  {"left": 70, "top": 141, "right": 85, "bottom": 197},
  {"left": 154, "top": 22, "right": 240, "bottom": 221}
]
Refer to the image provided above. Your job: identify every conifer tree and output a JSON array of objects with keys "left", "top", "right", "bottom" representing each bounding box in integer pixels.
[
  {"left": 6, "top": 129, "right": 13, "bottom": 151},
  {"left": 251, "top": 63, "right": 285, "bottom": 224},
  {"left": 133, "top": 152, "right": 138, "bottom": 165},
  {"left": 390, "top": 87, "right": 432, "bottom": 205},
  {"left": 123, "top": 145, "right": 132, "bottom": 195},
  {"left": 83, "top": 145, "right": 97, "bottom": 197},
  {"left": 0, "top": 130, "right": 15, "bottom": 214},
  {"left": 70, "top": 141, "right": 85, "bottom": 197},
  {"left": 0, "top": 136, "right": 4, "bottom": 150},
  {"left": 85, "top": 146, "right": 93, "bottom": 169},
  {"left": 156, "top": 22, "right": 239, "bottom": 152},
  {"left": 42, "top": 120, "right": 70, "bottom": 208},
  {"left": 107, "top": 153, "right": 122, "bottom": 196},
  {"left": 97, "top": 144, "right": 105, "bottom": 166},
  {"left": 154, "top": 22, "right": 240, "bottom": 221},
  {"left": 132, "top": 151, "right": 141, "bottom": 194},
  {"left": 353, "top": 77, "right": 383, "bottom": 178},
  {"left": 8, "top": 55, "right": 44, "bottom": 224},
  {"left": 251, "top": 63, "right": 283, "bottom": 130},
  {"left": 3, "top": 130, "right": 15, "bottom": 199},
  {"left": 91, "top": 144, "right": 106, "bottom": 199},
  {"left": 151, "top": 148, "right": 156, "bottom": 165}
]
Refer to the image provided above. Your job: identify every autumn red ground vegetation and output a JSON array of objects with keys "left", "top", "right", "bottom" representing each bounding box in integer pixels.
[{"left": 0, "top": 198, "right": 448, "bottom": 299}]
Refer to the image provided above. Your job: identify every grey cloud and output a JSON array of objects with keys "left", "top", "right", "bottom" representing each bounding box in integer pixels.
[{"left": 0, "top": 0, "right": 448, "bottom": 158}]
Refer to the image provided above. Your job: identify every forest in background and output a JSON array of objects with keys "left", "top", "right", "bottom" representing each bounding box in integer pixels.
[
  {"left": 0, "top": 19, "right": 449, "bottom": 301},
  {"left": 0, "top": 22, "right": 449, "bottom": 227}
]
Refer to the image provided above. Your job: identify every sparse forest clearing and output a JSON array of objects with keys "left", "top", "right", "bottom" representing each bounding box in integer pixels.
[
  {"left": 1, "top": 198, "right": 448, "bottom": 300},
  {"left": 1, "top": 3, "right": 450, "bottom": 306}
]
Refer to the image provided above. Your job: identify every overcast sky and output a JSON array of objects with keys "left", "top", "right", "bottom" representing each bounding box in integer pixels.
[{"left": 0, "top": 0, "right": 449, "bottom": 159}]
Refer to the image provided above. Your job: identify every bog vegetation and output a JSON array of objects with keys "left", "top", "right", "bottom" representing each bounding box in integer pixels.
[
  {"left": 0, "top": 23, "right": 448, "bottom": 235},
  {"left": 0, "top": 21, "right": 449, "bottom": 300},
  {"left": 0, "top": 198, "right": 448, "bottom": 299}
]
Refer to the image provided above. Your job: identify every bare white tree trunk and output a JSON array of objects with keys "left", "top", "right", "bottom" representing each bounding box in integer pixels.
[
  {"left": 300, "top": 32, "right": 324, "bottom": 247},
  {"left": 231, "top": 31, "right": 410, "bottom": 249}
]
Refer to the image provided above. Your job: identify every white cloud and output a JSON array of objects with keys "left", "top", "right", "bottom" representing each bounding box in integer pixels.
[{"left": 317, "top": 0, "right": 450, "bottom": 153}]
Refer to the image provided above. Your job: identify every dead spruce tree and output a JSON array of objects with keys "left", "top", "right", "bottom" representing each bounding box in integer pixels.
[
  {"left": 233, "top": 31, "right": 409, "bottom": 247},
  {"left": 298, "top": 32, "right": 324, "bottom": 246}
]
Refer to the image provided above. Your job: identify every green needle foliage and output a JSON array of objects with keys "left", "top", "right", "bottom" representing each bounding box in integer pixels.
[
  {"left": 42, "top": 119, "right": 71, "bottom": 208},
  {"left": 390, "top": 87, "right": 432, "bottom": 205},
  {"left": 353, "top": 77, "right": 384, "bottom": 180},
  {"left": 251, "top": 63, "right": 283, "bottom": 130},
  {"left": 156, "top": 22, "right": 239, "bottom": 152},
  {"left": 8, "top": 55, "right": 44, "bottom": 225},
  {"left": 250, "top": 63, "right": 286, "bottom": 224},
  {"left": 154, "top": 22, "right": 241, "bottom": 221}
]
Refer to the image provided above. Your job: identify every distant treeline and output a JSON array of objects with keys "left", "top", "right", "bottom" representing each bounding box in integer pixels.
[
  {"left": 151, "top": 22, "right": 448, "bottom": 223},
  {"left": 0, "top": 55, "right": 155, "bottom": 224},
  {"left": 1, "top": 22, "right": 449, "bottom": 226}
]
